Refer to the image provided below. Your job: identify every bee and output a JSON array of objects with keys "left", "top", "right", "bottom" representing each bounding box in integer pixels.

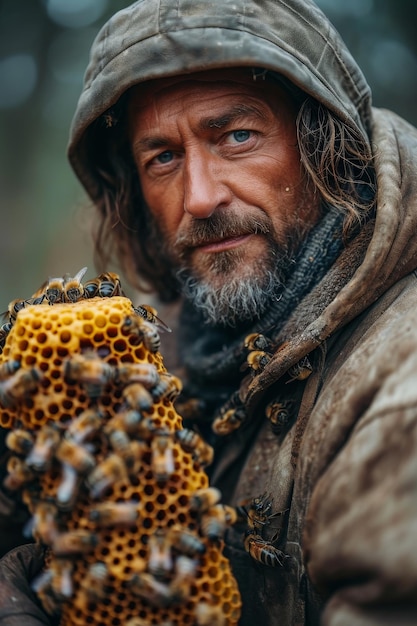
[
  {"left": 168, "top": 525, "right": 206, "bottom": 558},
  {"left": 87, "top": 453, "right": 128, "bottom": 499},
  {"left": 0, "top": 359, "right": 21, "bottom": 380},
  {"left": 173, "top": 396, "right": 206, "bottom": 422},
  {"left": 265, "top": 400, "right": 294, "bottom": 435},
  {"left": 0, "top": 366, "right": 42, "bottom": 408},
  {"left": 122, "top": 315, "right": 161, "bottom": 353},
  {"left": 32, "top": 558, "right": 74, "bottom": 615},
  {"left": 151, "top": 431, "right": 175, "bottom": 482},
  {"left": 30, "top": 501, "right": 59, "bottom": 545},
  {"left": 66, "top": 408, "right": 103, "bottom": 444},
  {"left": 200, "top": 504, "right": 238, "bottom": 541},
  {"left": 122, "top": 382, "right": 154, "bottom": 412},
  {"left": 246, "top": 350, "right": 271, "bottom": 373},
  {"left": 45, "top": 276, "right": 65, "bottom": 304},
  {"left": 151, "top": 372, "right": 183, "bottom": 402},
  {"left": 5, "top": 428, "right": 34, "bottom": 455},
  {"left": 84, "top": 272, "right": 124, "bottom": 298},
  {"left": 62, "top": 266, "right": 88, "bottom": 303},
  {"left": 189, "top": 487, "right": 221, "bottom": 514},
  {"left": 169, "top": 554, "right": 197, "bottom": 602},
  {"left": 133, "top": 304, "right": 172, "bottom": 333},
  {"left": 128, "top": 571, "right": 173, "bottom": 608},
  {"left": 89, "top": 501, "right": 140, "bottom": 528},
  {"left": 194, "top": 601, "right": 227, "bottom": 626},
  {"left": 52, "top": 529, "right": 98, "bottom": 557},
  {"left": 0, "top": 322, "right": 12, "bottom": 350},
  {"left": 25, "top": 424, "right": 61, "bottom": 472},
  {"left": 238, "top": 492, "right": 274, "bottom": 533},
  {"left": 56, "top": 462, "right": 82, "bottom": 512},
  {"left": 287, "top": 355, "right": 313, "bottom": 383},
  {"left": 243, "top": 531, "right": 287, "bottom": 567},
  {"left": 55, "top": 438, "right": 96, "bottom": 474},
  {"left": 104, "top": 409, "right": 143, "bottom": 436},
  {"left": 174, "top": 428, "right": 214, "bottom": 467},
  {"left": 212, "top": 406, "right": 247, "bottom": 436},
  {"left": 78, "top": 562, "right": 108, "bottom": 606},
  {"left": 147, "top": 528, "right": 174, "bottom": 580},
  {"left": 106, "top": 426, "right": 145, "bottom": 471},
  {"left": 3, "top": 456, "right": 35, "bottom": 491},
  {"left": 244, "top": 332, "right": 273, "bottom": 352},
  {"left": 64, "top": 351, "right": 115, "bottom": 398},
  {"left": 115, "top": 362, "right": 160, "bottom": 388},
  {"left": 2, "top": 298, "right": 28, "bottom": 324}
]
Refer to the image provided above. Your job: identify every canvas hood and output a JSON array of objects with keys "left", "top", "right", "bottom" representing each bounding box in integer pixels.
[{"left": 68, "top": 0, "right": 372, "bottom": 201}]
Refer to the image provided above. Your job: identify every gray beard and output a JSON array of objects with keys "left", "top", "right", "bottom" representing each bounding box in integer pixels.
[{"left": 176, "top": 252, "right": 290, "bottom": 327}]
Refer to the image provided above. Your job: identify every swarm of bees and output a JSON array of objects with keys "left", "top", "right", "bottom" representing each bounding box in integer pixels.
[{"left": 0, "top": 269, "right": 241, "bottom": 626}]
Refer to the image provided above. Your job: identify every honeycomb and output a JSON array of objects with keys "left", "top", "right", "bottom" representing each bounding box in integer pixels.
[{"left": 0, "top": 282, "right": 241, "bottom": 626}]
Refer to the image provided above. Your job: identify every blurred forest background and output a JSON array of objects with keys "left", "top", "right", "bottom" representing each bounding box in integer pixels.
[{"left": 0, "top": 0, "right": 417, "bottom": 312}]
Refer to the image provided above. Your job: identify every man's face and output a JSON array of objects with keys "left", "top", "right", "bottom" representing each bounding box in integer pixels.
[{"left": 128, "top": 69, "right": 320, "bottom": 325}]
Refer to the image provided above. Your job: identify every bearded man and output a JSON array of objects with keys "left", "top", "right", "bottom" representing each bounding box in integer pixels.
[{"left": 1, "top": 1, "right": 417, "bottom": 625}]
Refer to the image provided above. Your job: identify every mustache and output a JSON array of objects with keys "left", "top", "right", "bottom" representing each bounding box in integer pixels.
[{"left": 174, "top": 211, "right": 273, "bottom": 254}]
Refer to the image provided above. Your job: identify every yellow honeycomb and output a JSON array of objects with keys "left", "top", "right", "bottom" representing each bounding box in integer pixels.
[{"left": 0, "top": 293, "right": 241, "bottom": 626}]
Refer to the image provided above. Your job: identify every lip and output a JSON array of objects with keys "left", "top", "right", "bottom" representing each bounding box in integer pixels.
[{"left": 196, "top": 233, "right": 252, "bottom": 253}]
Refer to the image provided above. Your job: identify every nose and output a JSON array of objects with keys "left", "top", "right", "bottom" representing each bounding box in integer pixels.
[{"left": 183, "top": 148, "right": 232, "bottom": 218}]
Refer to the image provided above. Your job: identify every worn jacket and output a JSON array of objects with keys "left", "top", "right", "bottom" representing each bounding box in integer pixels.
[{"left": 67, "top": 1, "right": 417, "bottom": 624}]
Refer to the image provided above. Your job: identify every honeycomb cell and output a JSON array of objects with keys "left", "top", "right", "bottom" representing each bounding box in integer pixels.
[{"left": 0, "top": 294, "right": 241, "bottom": 626}]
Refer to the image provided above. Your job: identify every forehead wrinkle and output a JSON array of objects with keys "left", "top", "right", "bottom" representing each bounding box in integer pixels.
[{"left": 199, "top": 103, "right": 268, "bottom": 131}]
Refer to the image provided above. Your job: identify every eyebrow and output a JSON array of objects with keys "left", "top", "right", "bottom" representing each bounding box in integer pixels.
[{"left": 133, "top": 103, "right": 267, "bottom": 153}]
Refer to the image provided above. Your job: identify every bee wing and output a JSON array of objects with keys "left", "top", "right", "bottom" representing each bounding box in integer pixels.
[{"left": 64, "top": 266, "right": 88, "bottom": 285}]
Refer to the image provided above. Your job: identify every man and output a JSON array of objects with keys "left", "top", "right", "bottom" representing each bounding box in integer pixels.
[{"left": 1, "top": 0, "right": 417, "bottom": 624}]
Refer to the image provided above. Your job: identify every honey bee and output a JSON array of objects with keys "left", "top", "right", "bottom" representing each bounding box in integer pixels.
[
  {"left": 2, "top": 298, "right": 28, "bottom": 324},
  {"left": 3, "top": 455, "right": 35, "bottom": 491},
  {"left": 151, "top": 372, "right": 183, "bottom": 402},
  {"left": 88, "top": 501, "right": 140, "bottom": 528},
  {"left": 151, "top": 431, "right": 175, "bottom": 482},
  {"left": 200, "top": 504, "right": 238, "bottom": 542},
  {"left": 128, "top": 571, "right": 173, "bottom": 608},
  {"left": 122, "top": 382, "right": 154, "bottom": 412},
  {"left": 87, "top": 453, "right": 128, "bottom": 499},
  {"left": 0, "top": 366, "right": 42, "bottom": 408},
  {"left": 194, "top": 601, "right": 227, "bottom": 626},
  {"left": 115, "top": 362, "right": 160, "bottom": 388},
  {"left": 133, "top": 304, "right": 172, "bottom": 333},
  {"left": 32, "top": 558, "right": 74, "bottom": 615},
  {"left": 55, "top": 438, "right": 96, "bottom": 474},
  {"left": 84, "top": 272, "right": 124, "bottom": 298},
  {"left": 168, "top": 525, "right": 206, "bottom": 557},
  {"left": 174, "top": 428, "right": 214, "bottom": 467},
  {"left": 78, "top": 562, "right": 108, "bottom": 606},
  {"left": 25, "top": 423, "right": 61, "bottom": 472},
  {"left": 246, "top": 350, "right": 272, "bottom": 373},
  {"left": 56, "top": 462, "right": 82, "bottom": 512},
  {"left": 30, "top": 500, "right": 59, "bottom": 544},
  {"left": 147, "top": 528, "right": 174, "bottom": 580},
  {"left": 5, "top": 428, "right": 34, "bottom": 455},
  {"left": 287, "top": 355, "right": 313, "bottom": 382},
  {"left": 52, "top": 529, "right": 98, "bottom": 557},
  {"left": 169, "top": 554, "right": 197, "bottom": 602},
  {"left": 122, "top": 315, "right": 161, "bottom": 353},
  {"left": 64, "top": 351, "right": 115, "bottom": 398},
  {"left": 62, "top": 266, "right": 88, "bottom": 303},
  {"left": 238, "top": 492, "right": 273, "bottom": 533},
  {"left": 265, "top": 400, "right": 294, "bottom": 435},
  {"left": 0, "top": 321, "right": 12, "bottom": 349},
  {"left": 212, "top": 405, "right": 247, "bottom": 436},
  {"left": 45, "top": 275, "right": 65, "bottom": 304},
  {"left": 243, "top": 531, "right": 287, "bottom": 567},
  {"left": 189, "top": 487, "right": 221, "bottom": 514},
  {"left": 0, "top": 359, "right": 20, "bottom": 380},
  {"left": 104, "top": 409, "right": 143, "bottom": 436},
  {"left": 244, "top": 332, "right": 273, "bottom": 352},
  {"left": 66, "top": 408, "right": 104, "bottom": 443}
]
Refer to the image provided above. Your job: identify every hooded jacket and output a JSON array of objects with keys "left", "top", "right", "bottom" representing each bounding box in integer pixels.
[{"left": 67, "top": 1, "right": 417, "bottom": 625}]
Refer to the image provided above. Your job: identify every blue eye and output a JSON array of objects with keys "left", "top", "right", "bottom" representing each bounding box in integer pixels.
[
  {"left": 232, "top": 130, "right": 250, "bottom": 142},
  {"left": 156, "top": 151, "right": 173, "bottom": 164}
]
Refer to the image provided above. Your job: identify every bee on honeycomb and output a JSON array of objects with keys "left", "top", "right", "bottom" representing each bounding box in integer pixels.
[{"left": 0, "top": 271, "right": 241, "bottom": 626}]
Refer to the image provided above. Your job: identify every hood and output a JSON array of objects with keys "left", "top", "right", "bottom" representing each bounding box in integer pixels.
[{"left": 68, "top": 0, "right": 372, "bottom": 200}]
